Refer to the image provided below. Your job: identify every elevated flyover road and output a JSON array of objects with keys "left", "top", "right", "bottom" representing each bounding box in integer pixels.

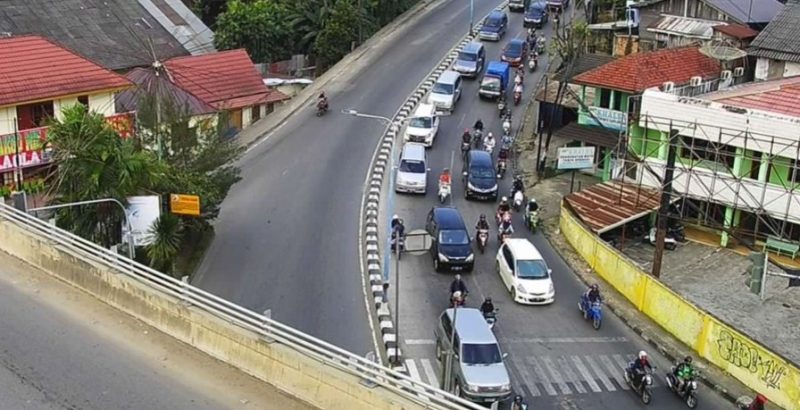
[
  {"left": 193, "top": 0, "right": 504, "bottom": 356},
  {"left": 0, "top": 252, "right": 312, "bottom": 410},
  {"left": 385, "top": 8, "right": 734, "bottom": 410}
]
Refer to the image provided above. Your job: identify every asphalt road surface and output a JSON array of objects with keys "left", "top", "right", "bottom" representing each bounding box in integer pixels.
[
  {"left": 193, "top": 0, "right": 505, "bottom": 357},
  {"left": 387, "top": 8, "right": 734, "bottom": 410},
  {"left": 0, "top": 253, "right": 312, "bottom": 410}
]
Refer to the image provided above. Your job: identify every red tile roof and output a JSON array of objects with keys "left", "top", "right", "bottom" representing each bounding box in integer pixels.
[
  {"left": 573, "top": 47, "right": 721, "bottom": 94},
  {"left": 711, "top": 77, "right": 800, "bottom": 118},
  {"left": 0, "top": 35, "right": 132, "bottom": 107},
  {"left": 165, "top": 49, "right": 288, "bottom": 110},
  {"left": 712, "top": 23, "right": 758, "bottom": 40}
]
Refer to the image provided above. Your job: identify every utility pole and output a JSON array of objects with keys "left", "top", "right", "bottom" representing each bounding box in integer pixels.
[
  {"left": 469, "top": 0, "right": 474, "bottom": 35},
  {"left": 536, "top": 75, "right": 549, "bottom": 175},
  {"left": 651, "top": 127, "right": 678, "bottom": 278},
  {"left": 393, "top": 222, "right": 401, "bottom": 364},
  {"left": 12, "top": 117, "right": 23, "bottom": 189}
]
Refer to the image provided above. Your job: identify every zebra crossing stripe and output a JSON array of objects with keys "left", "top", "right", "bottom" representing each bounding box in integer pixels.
[
  {"left": 540, "top": 356, "right": 572, "bottom": 395},
  {"left": 405, "top": 359, "right": 422, "bottom": 383},
  {"left": 583, "top": 355, "right": 617, "bottom": 392},
  {"left": 599, "top": 355, "right": 629, "bottom": 390},
  {"left": 513, "top": 359, "right": 542, "bottom": 397},
  {"left": 420, "top": 359, "right": 440, "bottom": 388},
  {"left": 557, "top": 356, "right": 587, "bottom": 394},
  {"left": 527, "top": 357, "right": 558, "bottom": 396},
  {"left": 571, "top": 355, "right": 602, "bottom": 393}
]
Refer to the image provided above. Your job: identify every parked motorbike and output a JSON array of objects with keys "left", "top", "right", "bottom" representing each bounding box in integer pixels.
[
  {"left": 736, "top": 395, "right": 768, "bottom": 410},
  {"left": 624, "top": 365, "right": 656, "bottom": 405},
  {"left": 450, "top": 291, "right": 467, "bottom": 307},
  {"left": 668, "top": 222, "right": 686, "bottom": 242},
  {"left": 477, "top": 229, "right": 489, "bottom": 254},
  {"left": 645, "top": 227, "right": 677, "bottom": 250},
  {"left": 579, "top": 296, "right": 603, "bottom": 330},
  {"left": 483, "top": 309, "right": 498, "bottom": 329},
  {"left": 666, "top": 367, "right": 699, "bottom": 408},
  {"left": 438, "top": 181, "right": 451, "bottom": 204},
  {"left": 537, "top": 37, "right": 546, "bottom": 55},
  {"left": 512, "top": 190, "right": 524, "bottom": 212}
]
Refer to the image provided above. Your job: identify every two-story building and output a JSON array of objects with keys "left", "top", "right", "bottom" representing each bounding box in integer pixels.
[
  {"left": 628, "top": 76, "right": 800, "bottom": 247},
  {"left": 0, "top": 35, "right": 134, "bottom": 188},
  {"left": 748, "top": 0, "right": 800, "bottom": 82},
  {"left": 568, "top": 46, "right": 721, "bottom": 181}
]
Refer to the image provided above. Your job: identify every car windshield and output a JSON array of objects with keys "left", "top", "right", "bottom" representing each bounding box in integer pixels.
[
  {"left": 470, "top": 166, "right": 496, "bottom": 179},
  {"left": 481, "top": 77, "right": 501, "bottom": 90},
  {"left": 433, "top": 82, "right": 454, "bottom": 94},
  {"left": 458, "top": 51, "right": 477, "bottom": 62},
  {"left": 399, "top": 160, "right": 425, "bottom": 173},
  {"left": 485, "top": 17, "right": 502, "bottom": 27},
  {"left": 439, "top": 229, "right": 469, "bottom": 245},
  {"left": 517, "top": 259, "right": 550, "bottom": 279},
  {"left": 528, "top": 5, "right": 544, "bottom": 14},
  {"left": 505, "top": 42, "right": 523, "bottom": 55},
  {"left": 462, "top": 343, "right": 503, "bottom": 365},
  {"left": 409, "top": 117, "right": 433, "bottom": 128}
]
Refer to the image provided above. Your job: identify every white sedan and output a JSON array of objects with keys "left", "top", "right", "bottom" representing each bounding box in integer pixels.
[{"left": 496, "top": 238, "right": 555, "bottom": 305}]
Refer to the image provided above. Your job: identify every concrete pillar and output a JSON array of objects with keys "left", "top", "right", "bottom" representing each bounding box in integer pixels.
[
  {"left": 602, "top": 149, "right": 612, "bottom": 181},
  {"left": 657, "top": 131, "right": 668, "bottom": 161},
  {"left": 721, "top": 150, "right": 745, "bottom": 247},
  {"left": 757, "top": 152, "right": 770, "bottom": 182}
]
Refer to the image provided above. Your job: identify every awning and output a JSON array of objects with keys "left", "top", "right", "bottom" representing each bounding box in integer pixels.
[
  {"left": 564, "top": 181, "right": 664, "bottom": 234},
  {"left": 553, "top": 122, "right": 620, "bottom": 148}
]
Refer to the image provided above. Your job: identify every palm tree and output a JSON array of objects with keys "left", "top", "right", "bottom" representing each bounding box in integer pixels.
[
  {"left": 146, "top": 213, "right": 183, "bottom": 274},
  {"left": 289, "top": 0, "right": 331, "bottom": 54}
]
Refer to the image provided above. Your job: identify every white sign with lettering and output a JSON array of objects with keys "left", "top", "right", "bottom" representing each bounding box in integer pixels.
[{"left": 557, "top": 146, "right": 596, "bottom": 170}]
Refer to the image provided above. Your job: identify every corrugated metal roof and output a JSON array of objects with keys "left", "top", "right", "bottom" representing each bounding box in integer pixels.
[
  {"left": 648, "top": 15, "right": 717, "bottom": 39},
  {"left": 712, "top": 23, "right": 758, "bottom": 40},
  {"left": 0, "top": 35, "right": 132, "bottom": 108},
  {"left": 705, "top": 0, "right": 783, "bottom": 24},
  {"left": 553, "top": 123, "right": 620, "bottom": 148},
  {"left": 708, "top": 76, "right": 800, "bottom": 118},
  {"left": 748, "top": 0, "right": 800, "bottom": 63},
  {"left": 564, "top": 181, "right": 663, "bottom": 234},
  {"left": 115, "top": 67, "right": 217, "bottom": 117}
]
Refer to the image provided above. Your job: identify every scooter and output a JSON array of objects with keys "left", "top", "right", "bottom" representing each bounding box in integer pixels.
[
  {"left": 472, "top": 128, "right": 483, "bottom": 148},
  {"left": 537, "top": 37, "right": 546, "bottom": 55},
  {"left": 484, "top": 138, "right": 496, "bottom": 154},
  {"left": 624, "top": 366, "right": 656, "bottom": 405},
  {"left": 483, "top": 309, "right": 498, "bottom": 329},
  {"left": 525, "top": 200, "right": 540, "bottom": 232},
  {"left": 512, "top": 190, "right": 524, "bottom": 212},
  {"left": 438, "top": 181, "right": 451, "bottom": 204},
  {"left": 477, "top": 229, "right": 489, "bottom": 254},
  {"left": 514, "top": 88, "right": 522, "bottom": 105},
  {"left": 528, "top": 55, "right": 537, "bottom": 72},
  {"left": 668, "top": 223, "right": 686, "bottom": 242},
  {"left": 498, "top": 226, "right": 513, "bottom": 244},
  {"left": 645, "top": 227, "right": 677, "bottom": 250},
  {"left": 666, "top": 368, "right": 699, "bottom": 408},
  {"left": 502, "top": 116, "right": 512, "bottom": 135},
  {"left": 497, "top": 98, "right": 506, "bottom": 118},
  {"left": 579, "top": 296, "right": 603, "bottom": 330},
  {"left": 390, "top": 232, "right": 405, "bottom": 259},
  {"left": 461, "top": 141, "right": 471, "bottom": 162},
  {"left": 497, "top": 158, "right": 507, "bottom": 179},
  {"left": 316, "top": 99, "right": 328, "bottom": 116},
  {"left": 450, "top": 291, "right": 467, "bottom": 307}
]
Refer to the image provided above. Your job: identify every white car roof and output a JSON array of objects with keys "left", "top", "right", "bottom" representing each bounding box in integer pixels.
[
  {"left": 413, "top": 103, "right": 436, "bottom": 117},
  {"left": 504, "top": 238, "right": 544, "bottom": 260}
]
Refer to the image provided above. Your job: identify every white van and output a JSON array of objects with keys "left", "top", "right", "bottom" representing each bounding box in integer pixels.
[
  {"left": 428, "top": 70, "right": 462, "bottom": 112},
  {"left": 404, "top": 103, "right": 440, "bottom": 147},
  {"left": 395, "top": 143, "right": 429, "bottom": 194}
]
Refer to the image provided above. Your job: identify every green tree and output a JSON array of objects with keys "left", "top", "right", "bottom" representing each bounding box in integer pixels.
[
  {"left": 146, "top": 213, "right": 183, "bottom": 274},
  {"left": 46, "top": 104, "right": 166, "bottom": 247},
  {"left": 314, "top": 0, "right": 360, "bottom": 70},
  {"left": 214, "top": 0, "right": 293, "bottom": 63}
]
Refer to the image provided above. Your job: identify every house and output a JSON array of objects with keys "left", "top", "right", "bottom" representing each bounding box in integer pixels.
[
  {"left": 0, "top": 0, "right": 215, "bottom": 72},
  {"left": 0, "top": 35, "right": 134, "bottom": 187},
  {"left": 117, "top": 49, "right": 289, "bottom": 135},
  {"left": 632, "top": 0, "right": 783, "bottom": 49},
  {"left": 569, "top": 46, "right": 721, "bottom": 181},
  {"left": 626, "top": 76, "right": 800, "bottom": 248},
  {"left": 748, "top": 0, "right": 800, "bottom": 81}
]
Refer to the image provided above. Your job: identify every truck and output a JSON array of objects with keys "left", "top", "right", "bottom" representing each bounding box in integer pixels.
[
  {"left": 479, "top": 61, "right": 510, "bottom": 100},
  {"left": 509, "top": 0, "right": 530, "bottom": 12}
]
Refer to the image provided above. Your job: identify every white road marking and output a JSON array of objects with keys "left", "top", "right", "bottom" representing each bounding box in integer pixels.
[
  {"left": 571, "top": 355, "right": 602, "bottom": 393},
  {"left": 557, "top": 356, "right": 586, "bottom": 394},
  {"left": 541, "top": 356, "right": 571, "bottom": 395},
  {"left": 583, "top": 355, "right": 617, "bottom": 392},
  {"left": 405, "top": 339, "right": 436, "bottom": 345},
  {"left": 527, "top": 357, "right": 558, "bottom": 396},
  {"left": 599, "top": 355, "right": 628, "bottom": 390},
  {"left": 405, "top": 359, "right": 423, "bottom": 382},
  {"left": 504, "top": 336, "right": 628, "bottom": 344},
  {"left": 420, "top": 358, "right": 440, "bottom": 388},
  {"left": 514, "top": 358, "right": 541, "bottom": 396}
]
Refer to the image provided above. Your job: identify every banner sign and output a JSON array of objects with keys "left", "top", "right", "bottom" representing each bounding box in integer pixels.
[{"left": 557, "top": 146, "right": 596, "bottom": 170}]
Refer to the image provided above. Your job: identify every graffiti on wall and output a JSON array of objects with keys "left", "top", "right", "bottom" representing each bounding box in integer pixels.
[{"left": 716, "top": 329, "right": 787, "bottom": 389}]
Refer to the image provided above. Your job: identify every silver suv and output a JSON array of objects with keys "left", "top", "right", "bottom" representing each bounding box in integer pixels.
[{"left": 434, "top": 308, "right": 512, "bottom": 403}]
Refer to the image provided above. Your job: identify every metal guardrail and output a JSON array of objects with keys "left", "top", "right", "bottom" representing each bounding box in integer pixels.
[{"left": 0, "top": 202, "right": 482, "bottom": 410}]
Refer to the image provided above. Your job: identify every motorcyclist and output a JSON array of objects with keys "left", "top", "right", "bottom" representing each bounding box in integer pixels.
[
  {"left": 629, "top": 350, "right": 654, "bottom": 388},
  {"left": 585, "top": 284, "right": 601, "bottom": 303},
  {"left": 674, "top": 356, "right": 696, "bottom": 393},
  {"left": 512, "top": 175, "right": 524, "bottom": 197},
  {"left": 439, "top": 168, "right": 452, "bottom": 187},
  {"left": 497, "top": 196, "right": 511, "bottom": 219},
  {"left": 497, "top": 147, "right": 509, "bottom": 164},
  {"left": 501, "top": 133, "right": 513, "bottom": 150},
  {"left": 475, "top": 214, "right": 490, "bottom": 232},
  {"left": 511, "top": 395, "right": 527, "bottom": 410},
  {"left": 318, "top": 91, "right": 328, "bottom": 110},
  {"left": 514, "top": 83, "right": 524, "bottom": 100},
  {"left": 499, "top": 213, "right": 514, "bottom": 240},
  {"left": 391, "top": 214, "right": 405, "bottom": 238},
  {"left": 484, "top": 132, "right": 496, "bottom": 153},
  {"left": 450, "top": 274, "right": 468, "bottom": 297},
  {"left": 474, "top": 118, "right": 484, "bottom": 132},
  {"left": 480, "top": 297, "right": 495, "bottom": 316},
  {"left": 747, "top": 394, "right": 767, "bottom": 410},
  {"left": 462, "top": 128, "right": 472, "bottom": 144}
]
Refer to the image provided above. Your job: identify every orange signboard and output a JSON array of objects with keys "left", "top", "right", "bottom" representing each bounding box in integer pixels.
[{"left": 170, "top": 194, "right": 201, "bottom": 217}]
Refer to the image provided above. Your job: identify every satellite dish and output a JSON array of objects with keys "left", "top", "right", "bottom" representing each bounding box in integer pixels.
[{"left": 700, "top": 38, "right": 747, "bottom": 61}]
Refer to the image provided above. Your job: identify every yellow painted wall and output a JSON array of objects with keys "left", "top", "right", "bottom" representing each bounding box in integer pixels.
[{"left": 560, "top": 203, "right": 800, "bottom": 410}]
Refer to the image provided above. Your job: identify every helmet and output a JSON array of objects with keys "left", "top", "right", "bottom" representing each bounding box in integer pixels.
[
  {"left": 755, "top": 394, "right": 768, "bottom": 404},
  {"left": 392, "top": 214, "right": 399, "bottom": 221},
  {"left": 443, "top": 167, "right": 450, "bottom": 173},
  {"left": 465, "top": 128, "right": 470, "bottom": 133},
  {"left": 514, "top": 395, "right": 523, "bottom": 403},
  {"left": 488, "top": 132, "right": 493, "bottom": 138},
  {"left": 485, "top": 297, "right": 492, "bottom": 303},
  {"left": 452, "top": 290, "right": 462, "bottom": 298},
  {"left": 501, "top": 196, "right": 508, "bottom": 202},
  {"left": 638, "top": 351, "right": 648, "bottom": 360},
  {"left": 480, "top": 214, "right": 486, "bottom": 221},
  {"left": 591, "top": 284, "right": 599, "bottom": 291},
  {"left": 684, "top": 356, "right": 692, "bottom": 364},
  {"left": 455, "top": 274, "right": 461, "bottom": 280}
]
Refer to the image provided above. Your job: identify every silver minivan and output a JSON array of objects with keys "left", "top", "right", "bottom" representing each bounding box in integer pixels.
[
  {"left": 395, "top": 143, "right": 428, "bottom": 194},
  {"left": 428, "top": 70, "right": 462, "bottom": 112},
  {"left": 434, "top": 308, "right": 512, "bottom": 403}
]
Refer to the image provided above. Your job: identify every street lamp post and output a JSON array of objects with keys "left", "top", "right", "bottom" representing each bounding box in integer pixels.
[
  {"left": 28, "top": 198, "right": 136, "bottom": 259},
  {"left": 469, "top": 0, "right": 474, "bottom": 35}
]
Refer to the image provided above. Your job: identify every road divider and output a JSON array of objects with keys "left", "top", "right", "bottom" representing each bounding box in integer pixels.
[
  {"left": 358, "top": 0, "right": 511, "bottom": 376},
  {"left": 559, "top": 201, "right": 800, "bottom": 410}
]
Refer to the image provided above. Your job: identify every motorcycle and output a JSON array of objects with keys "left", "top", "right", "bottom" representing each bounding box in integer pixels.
[
  {"left": 473, "top": 128, "right": 483, "bottom": 148},
  {"left": 514, "top": 88, "right": 522, "bottom": 105},
  {"left": 497, "top": 158, "right": 507, "bottom": 179},
  {"left": 528, "top": 55, "right": 537, "bottom": 72},
  {"left": 502, "top": 116, "right": 512, "bottom": 135},
  {"left": 438, "top": 181, "right": 451, "bottom": 204},
  {"left": 484, "top": 138, "right": 496, "bottom": 154},
  {"left": 514, "top": 73, "right": 523, "bottom": 86},
  {"left": 498, "top": 225, "right": 513, "bottom": 244},
  {"left": 736, "top": 395, "right": 767, "bottom": 410},
  {"left": 579, "top": 296, "right": 603, "bottom": 330},
  {"left": 477, "top": 228, "right": 489, "bottom": 253},
  {"left": 496, "top": 210, "right": 511, "bottom": 226},
  {"left": 644, "top": 227, "right": 677, "bottom": 250},
  {"left": 450, "top": 291, "right": 467, "bottom": 307},
  {"left": 537, "top": 37, "right": 546, "bottom": 55},
  {"left": 461, "top": 140, "right": 471, "bottom": 162},
  {"left": 390, "top": 231, "right": 405, "bottom": 259},
  {"left": 512, "top": 190, "right": 524, "bottom": 212},
  {"left": 668, "top": 222, "right": 686, "bottom": 242},
  {"left": 483, "top": 309, "right": 498, "bottom": 329},
  {"left": 525, "top": 200, "right": 540, "bottom": 232},
  {"left": 316, "top": 99, "right": 328, "bottom": 116},
  {"left": 666, "top": 367, "right": 699, "bottom": 408},
  {"left": 497, "top": 98, "right": 506, "bottom": 118},
  {"left": 624, "top": 365, "right": 656, "bottom": 405}
]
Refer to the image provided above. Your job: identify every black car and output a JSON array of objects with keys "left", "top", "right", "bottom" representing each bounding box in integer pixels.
[
  {"left": 426, "top": 207, "right": 474, "bottom": 272},
  {"left": 501, "top": 38, "right": 528, "bottom": 67},
  {"left": 463, "top": 150, "right": 498, "bottom": 201},
  {"left": 524, "top": 2, "right": 548, "bottom": 28}
]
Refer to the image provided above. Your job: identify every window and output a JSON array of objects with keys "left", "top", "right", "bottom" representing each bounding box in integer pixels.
[
  {"left": 680, "top": 136, "right": 735, "bottom": 169},
  {"left": 502, "top": 245, "right": 514, "bottom": 267},
  {"left": 399, "top": 160, "right": 425, "bottom": 173},
  {"left": 252, "top": 105, "right": 261, "bottom": 121},
  {"left": 516, "top": 259, "right": 550, "bottom": 279},
  {"left": 77, "top": 95, "right": 89, "bottom": 107},
  {"left": 457, "top": 51, "right": 477, "bottom": 62},
  {"left": 789, "top": 159, "right": 800, "bottom": 185},
  {"left": 611, "top": 93, "right": 622, "bottom": 111},
  {"left": 599, "top": 88, "right": 611, "bottom": 109},
  {"left": 409, "top": 117, "right": 433, "bottom": 129},
  {"left": 461, "top": 343, "right": 502, "bottom": 365},
  {"left": 440, "top": 314, "right": 452, "bottom": 338},
  {"left": 439, "top": 230, "right": 469, "bottom": 245},
  {"left": 433, "top": 82, "right": 454, "bottom": 94}
]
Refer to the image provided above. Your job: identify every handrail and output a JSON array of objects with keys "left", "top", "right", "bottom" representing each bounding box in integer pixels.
[{"left": 0, "top": 202, "right": 482, "bottom": 410}]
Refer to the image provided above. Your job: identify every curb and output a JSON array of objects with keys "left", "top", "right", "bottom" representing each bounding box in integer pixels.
[
  {"left": 539, "top": 219, "right": 742, "bottom": 405},
  {"left": 359, "top": 2, "right": 510, "bottom": 373}
]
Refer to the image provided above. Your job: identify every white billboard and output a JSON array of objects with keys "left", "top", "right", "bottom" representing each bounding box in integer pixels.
[
  {"left": 126, "top": 196, "right": 161, "bottom": 247},
  {"left": 557, "top": 146, "right": 596, "bottom": 170}
]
